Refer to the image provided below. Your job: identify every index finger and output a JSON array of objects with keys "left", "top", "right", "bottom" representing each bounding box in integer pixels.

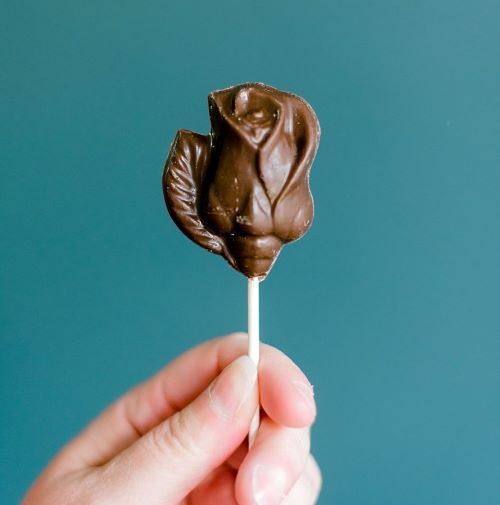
[{"left": 54, "top": 332, "right": 316, "bottom": 471}]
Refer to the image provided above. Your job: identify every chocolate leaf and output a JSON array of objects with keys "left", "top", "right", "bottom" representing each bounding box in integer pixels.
[{"left": 163, "top": 130, "right": 224, "bottom": 255}]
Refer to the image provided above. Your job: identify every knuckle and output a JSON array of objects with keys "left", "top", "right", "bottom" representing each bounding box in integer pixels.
[
  {"left": 282, "top": 458, "right": 322, "bottom": 505},
  {"left": 153, "top": 410, "right": 205, "bottom": 461},
  {"left": 227, "top": 331, "right": 248, "bottom": 341},
  {"left": 306, "top": 455, "right": 322, "bottom": 498}
]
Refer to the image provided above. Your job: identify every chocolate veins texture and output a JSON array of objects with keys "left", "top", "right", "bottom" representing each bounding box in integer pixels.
[{"left": 163, "top": 82, "right": 320, "bottom": 278}]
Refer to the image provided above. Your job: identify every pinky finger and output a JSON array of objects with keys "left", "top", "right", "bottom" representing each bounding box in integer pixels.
[{"left": 282, "top": 455, "right": 322, "bottom": 505}]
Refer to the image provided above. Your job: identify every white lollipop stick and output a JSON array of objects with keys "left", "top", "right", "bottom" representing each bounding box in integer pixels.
[{"left": 248, "top": 277, "right": 260, "bottom": 447}]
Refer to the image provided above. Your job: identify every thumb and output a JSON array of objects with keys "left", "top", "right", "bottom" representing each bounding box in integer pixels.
[{"left": 95, "top": 355, "right": 257, "bottom": 505}]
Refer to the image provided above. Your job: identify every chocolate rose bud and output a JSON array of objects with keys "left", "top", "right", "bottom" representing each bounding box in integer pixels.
[{"left": 163, "top": 82, "right": 320, "bottom": 278}]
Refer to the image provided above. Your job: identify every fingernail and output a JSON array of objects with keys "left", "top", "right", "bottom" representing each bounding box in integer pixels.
[
  {"left": 208, "top": 355, "right": 257, "bottom": 420},
  {"left": 292, "top": 380, "right": 315, "bottom": 410},
  {"left": 252, "top": 464, "right": 287, "bottom": 505}
]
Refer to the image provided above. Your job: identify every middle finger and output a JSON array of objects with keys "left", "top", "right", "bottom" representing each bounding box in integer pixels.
[{"left": 234, "top": 416, "right": 310, "bottom": 505}]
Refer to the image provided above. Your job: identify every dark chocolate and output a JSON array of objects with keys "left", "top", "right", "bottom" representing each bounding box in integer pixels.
[{"left": 163, "top": 82, "right": 320, "bottom": 278}]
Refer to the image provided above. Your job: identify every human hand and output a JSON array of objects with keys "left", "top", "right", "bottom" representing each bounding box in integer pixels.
[{"left": 23, "top": 333, "right": 321, "bottom": 505}]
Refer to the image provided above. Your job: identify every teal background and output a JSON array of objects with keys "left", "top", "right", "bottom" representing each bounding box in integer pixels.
[{"left": 1, "top": 0, "right": 500, "bottom": 503}]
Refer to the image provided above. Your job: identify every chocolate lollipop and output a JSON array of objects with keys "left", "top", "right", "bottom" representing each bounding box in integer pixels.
[
  {"left": 163, "top": 82, "right": 320, "bottom": 279},
  {"left": 162, "top": 82, "right": 320, "bottom": 444}
]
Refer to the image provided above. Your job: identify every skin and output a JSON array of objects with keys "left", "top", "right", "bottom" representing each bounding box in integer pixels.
[{"left": 23, "top": 333, "right": 321, "bottom": 505}]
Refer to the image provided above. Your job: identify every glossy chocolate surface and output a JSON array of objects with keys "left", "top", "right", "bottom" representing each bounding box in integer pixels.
[{"left": 163, "top": 82, "right": 320, "bottom": 278}]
